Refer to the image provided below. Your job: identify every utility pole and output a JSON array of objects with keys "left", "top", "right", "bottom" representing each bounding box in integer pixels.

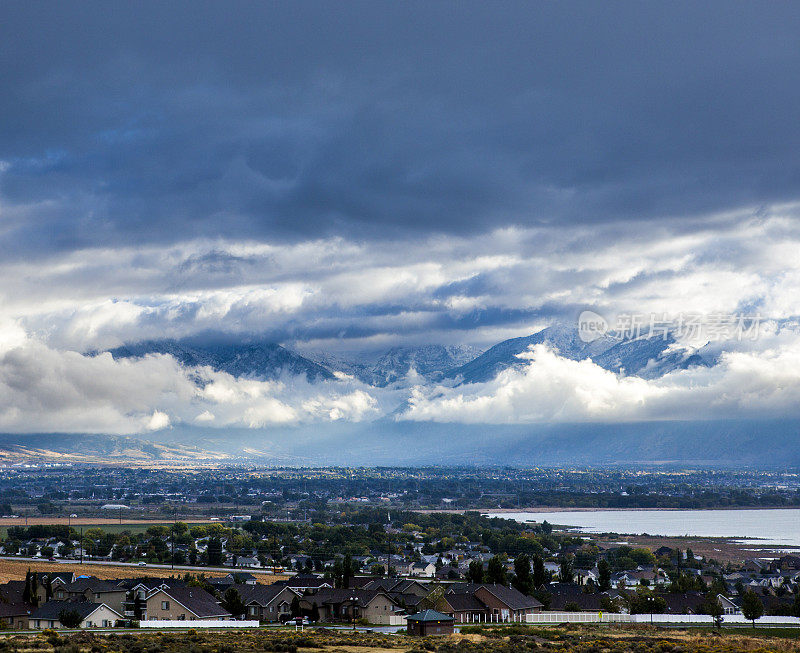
[{"left": 80, "top": 527, "right": 83, "bottom": 564}]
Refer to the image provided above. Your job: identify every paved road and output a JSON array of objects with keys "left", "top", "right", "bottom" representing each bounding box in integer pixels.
[{"left": 0, "top": 555, "right": 293, "bottom": 577}]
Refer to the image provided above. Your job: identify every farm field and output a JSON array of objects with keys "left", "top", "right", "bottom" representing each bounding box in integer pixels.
[
  {"left": 0, "top": 517, "right": 216, "bottom": 527},
  {"left": 0, "top": 559, "right": 287, "bottom": 584}
]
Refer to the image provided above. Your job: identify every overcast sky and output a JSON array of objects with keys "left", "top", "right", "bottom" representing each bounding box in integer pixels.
[{"left": 3, "top": 2, "right": 800, "bottom": 437}]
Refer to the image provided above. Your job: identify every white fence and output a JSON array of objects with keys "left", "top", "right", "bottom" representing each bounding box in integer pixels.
[
  {"left": 140, "top": 620, "right": 261, "bottom": 629},
  {"left": 630, "top": 614, "right": 800, "bottom": 626},
  {"left": 527, "top": 612, "right": 631, "bottom": 624},
  {"left": 525, "top": 612, "right": 800, "bottom": 626},
  {"left": 387, "top": 615, "right": 407, "bottom": 626}
]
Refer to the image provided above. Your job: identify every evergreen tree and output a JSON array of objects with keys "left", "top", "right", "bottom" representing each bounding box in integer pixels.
[
  {"left": 532, "top": 554, "right": 548, "bottom": 588},
  {"left": 559, "top": 555, "right": 574, "bottom": 584},
  {"left": 30, "top": 573, "right": 39, "bottom": 607},
  {"left": 741, "top": 590, "right": 764, "bottom": 628},
  {"left": 58, "top": 608, "right": 83, "bottom": 628},
  {"left": 22, "top": 570, "right": 31, "bottom": 604},
  {"left": 342, "top": 553, "right": 352, "bottom": 589},
  {"left": 467, "top": 560, "right": 484, "bottom": 584},
  {"left": 486, "top": 555, "right": 507, "bottom": 585},
  {"left": 310, "top": 601, "right": 320, "bottom": 623},
  {"left": 512, "top": 554, "right": 533, "bottom": 595},
  {"left": 703, "top": 591, "right": 724, "bottom": 629},
  {"left": 290, "top": 595, "right": 301, "bottom": 617},
  {"left": 222, "top": 588, "right": 245, "bottom": 618},
  {"left": 207, "top": 536, "right": 223, "bottom": 566},
  {"left": 598, "top": 559, "right": 611, "bottom": 591}
]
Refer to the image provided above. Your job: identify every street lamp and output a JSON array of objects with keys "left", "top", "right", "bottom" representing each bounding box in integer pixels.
[{"left": 349, "top": 596, "right": 358, "bottom": 631}]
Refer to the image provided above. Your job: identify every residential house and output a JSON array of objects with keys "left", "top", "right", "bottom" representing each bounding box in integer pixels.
[
  {"left": 442, "top": 593, "right": 487, "bottom": 622},
  {"left": 660, "top": 591, "right": 707, "bottom": 615},
  {"left": 719, "top": 595, "right": 741, "bottom": 615},
  {"left": 0, "top": 601, "right": 29, "bottom": 629},
  {"left": 236, "top": 584, "right": 300, "bottom": 622},
  {"left": 53, "top": 577, "right": 127, "bottom": 613},
  {"left": 145, "top": 587, "right": 231, "bottom": 621},
  {"left": 28, "top": 601, "right": 122, "bottom": 629},
  {"left": 773, "top": 556, "right": 800, "bottom": 573},
  {"left": 544, "top": 583, "right": 618, "bottom": 612},
  {"left": 117, "top": 578, "right": 178, "bottom": 619},
  {"left": 410, "top": 561, "right": 436, "bottom": 578},
  {"left": 298, "top": 588, "right": 403, "bottom": 625},
  {"left": 445, "top": 584, "right": 542, "bottom": 621}
]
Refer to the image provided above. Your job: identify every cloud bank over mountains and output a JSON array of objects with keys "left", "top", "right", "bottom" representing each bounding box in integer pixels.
[
  {"left": 4, "top": 310, "right": 800, "bottom": 436},
  {"left": 3, "top": 2, "right": 800, "bottom": 453}
]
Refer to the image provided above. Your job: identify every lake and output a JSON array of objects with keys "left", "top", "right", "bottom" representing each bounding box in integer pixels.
[{"left": 484, "top": 508, "right": 800, "bottom": 547}]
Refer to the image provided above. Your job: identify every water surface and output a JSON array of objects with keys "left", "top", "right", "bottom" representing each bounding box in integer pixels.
[{"left": 485, "top": 508, "right": 800, "bottom": 547}]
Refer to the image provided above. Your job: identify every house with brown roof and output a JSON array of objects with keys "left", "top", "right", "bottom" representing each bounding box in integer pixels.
[
  {"left": 299, "top": 588, "right": 403, "bottom": 625},
  {"left": 445, "top": 584, "right": 542, "bottom": 622},
  {"left": 442, "top": 592, "right": 487, "bottom": 622},
  {"left": 236, "top": 584, "right": 300, "bottom": 622},
  {"left": 53, "top": 577, "right": 127, "bottom": 613},
  {"left": 144, "top": 587, "right": 231, "bottom": 621}
]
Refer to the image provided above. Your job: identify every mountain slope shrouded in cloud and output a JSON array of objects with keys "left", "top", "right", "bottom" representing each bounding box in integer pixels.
[
  {"left": 308, "top": 344, "right": 483, "bottom": 387},
  {"left": 103, "top": 325, "right": 708, "bottom": 390},
  {"left": 444, "top": 324, "right": 709, "bottom": 384},
  {"left": 108, "top": 339, "right": 336, "bottom": 382}
]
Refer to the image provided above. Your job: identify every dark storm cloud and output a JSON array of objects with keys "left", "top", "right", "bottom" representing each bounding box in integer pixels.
[{"left": 3, "top": 1, "right": 800, "bottom": 258}]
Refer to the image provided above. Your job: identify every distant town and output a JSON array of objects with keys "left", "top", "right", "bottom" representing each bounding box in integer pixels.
[{"left": 0, "top": 466, "right": 797, "bottom": 630}]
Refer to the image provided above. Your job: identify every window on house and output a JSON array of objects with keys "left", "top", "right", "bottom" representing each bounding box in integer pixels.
[{"left": 161, "top": 601, "right": 170, "bottom": 610}]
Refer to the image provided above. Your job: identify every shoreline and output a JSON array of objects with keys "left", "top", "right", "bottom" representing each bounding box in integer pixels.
[{"left": 417, "top": 505, "right": 800, "bottom": 514}]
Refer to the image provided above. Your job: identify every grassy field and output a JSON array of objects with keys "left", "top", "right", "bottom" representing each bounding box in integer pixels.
[
  {"left": 0, "top": 559, "right": 288, "bottom": 583},
  {"left": 0, "top": 522, "right": 205, "bottom": 538},
  {"left": 4, "top": 623, "right": 800, "bottom": 653}
]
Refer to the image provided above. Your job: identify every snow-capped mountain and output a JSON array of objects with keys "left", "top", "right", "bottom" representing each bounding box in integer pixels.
[
  {"left": 592, "top": 333, "right": 709, "bottom": 380},
  {"left": 309, "top": 344, "right": 482, "bottom": 386},
  {"left": 444, "top": 324, "right": 709, "bottom": 384},
  {"left": 107, "top": 339, "right": 335, "bottom": 382},
  {"left": 106, "top": 325, "right": 709, "bottom": 390}
]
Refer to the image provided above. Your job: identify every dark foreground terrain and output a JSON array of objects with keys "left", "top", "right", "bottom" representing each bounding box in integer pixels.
[{"left": 4, "top": 625, "right": 800, "bottom": 653}]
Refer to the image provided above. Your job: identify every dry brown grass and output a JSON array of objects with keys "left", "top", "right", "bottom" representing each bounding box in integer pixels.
[
  {"left": 0, "top": 517, "right": 215, "bottom": 526},
  {"left": 0, "top": 559, "right": 288, "bottom": 584}
]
